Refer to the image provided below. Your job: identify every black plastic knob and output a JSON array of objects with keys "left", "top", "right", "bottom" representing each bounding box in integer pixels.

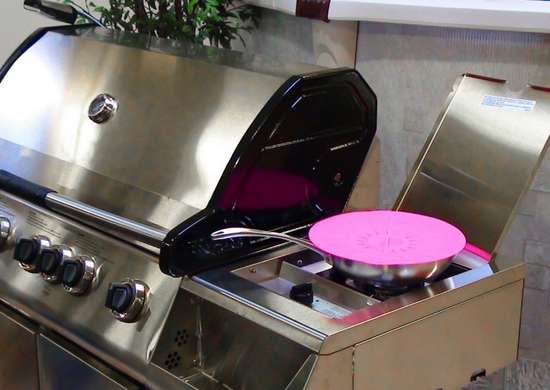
[
  {"left": 105, "top": 283, "right": 134, "bottom": 313},
  {"left": 289, "top": 283, "right": 314, "bottom": 306},
  {"left": 39, "top": 248, "right": 63, "bottom": 275},
  {"left": 62, "top": 260, "right": 84, "bottom": 288},
  {"left": 13, "top": 238, "right": 41, "bottom": 265}
]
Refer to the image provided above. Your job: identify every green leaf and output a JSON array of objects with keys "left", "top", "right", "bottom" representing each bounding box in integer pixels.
[{"left": 67, "top": 0, "right": 259, "bottom": 48}]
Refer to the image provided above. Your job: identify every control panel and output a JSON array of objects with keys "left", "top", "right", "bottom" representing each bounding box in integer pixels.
[
  {"left": 0, "top": 191, "right": 179, "bottom": 326},
  {"left": 9, "top": 231, "right": 150, "bottom": 313},
  {"left": 0, "top": 194, "right": 158, "bottom": 323},
  {"left": 0, "top": 190, "right": 180, "bottom": 370}
]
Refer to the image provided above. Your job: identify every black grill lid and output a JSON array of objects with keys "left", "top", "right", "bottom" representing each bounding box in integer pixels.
[{"left": 161, "top": 69, "right": 377, "bottom": 277}]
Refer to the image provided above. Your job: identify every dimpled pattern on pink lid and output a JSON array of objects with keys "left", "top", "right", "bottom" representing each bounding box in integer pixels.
[{"left": 308, "top": 210, "right": 466, "bottom": 265}]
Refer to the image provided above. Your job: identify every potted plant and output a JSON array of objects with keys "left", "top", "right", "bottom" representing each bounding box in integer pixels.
[{"left": 65, "top": 0, "right": 260, "bottom": 48}]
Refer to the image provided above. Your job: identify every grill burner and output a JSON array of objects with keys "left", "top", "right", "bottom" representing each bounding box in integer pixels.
[{"left": 316, "top": 261, "right": 469, "bottom": 300}]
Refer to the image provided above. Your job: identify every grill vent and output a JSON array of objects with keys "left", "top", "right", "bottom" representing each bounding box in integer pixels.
[
  {"left": 175, "top": 329, "right": 190, "bottom": 347},
  {"left": 163, "top": 329, "right": 189, "bottom": 371},
  {"left": 164, "top": 351, "right": 182, "bottom": 370}
]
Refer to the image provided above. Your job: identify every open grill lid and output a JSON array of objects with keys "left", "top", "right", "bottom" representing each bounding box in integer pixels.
[{"left": 0, "top": 26, "right": 378, "bottom": 277}]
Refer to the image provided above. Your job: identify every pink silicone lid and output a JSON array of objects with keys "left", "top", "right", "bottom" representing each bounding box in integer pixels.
[{"left": 308, "top": 210, "right": 466, "bottom": 265}]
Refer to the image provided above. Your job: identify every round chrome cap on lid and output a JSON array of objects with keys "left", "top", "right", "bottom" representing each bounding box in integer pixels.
[{"left": 88, "top": 93, "right": 118, "bottom": 124}]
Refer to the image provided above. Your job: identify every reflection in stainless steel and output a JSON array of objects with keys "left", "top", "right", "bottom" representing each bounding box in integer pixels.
[
  {"left": 395, "top": 75, "right": 550, "bottom": 255},
  {"left": 0, "top": 28, "right": 294, "bottom": 231}
]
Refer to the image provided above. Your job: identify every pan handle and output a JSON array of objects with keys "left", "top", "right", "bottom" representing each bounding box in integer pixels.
[{"left": 211, "top": 227, "right": 330, "bottom": 262}]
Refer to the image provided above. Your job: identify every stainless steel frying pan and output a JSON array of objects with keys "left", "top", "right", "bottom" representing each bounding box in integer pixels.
[{"left": 211, "top": 227, "right": 454, "bottom": 290}]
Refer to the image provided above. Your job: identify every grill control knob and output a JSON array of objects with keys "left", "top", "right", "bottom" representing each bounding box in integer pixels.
[
  {"left": 13, "top": 235, "right": 51, "bottom": 273},
  {"left": 105, "top": 280, "right": 149, "bottom": 323},
  {"left": 62, "top": 256, "right": 95, "bottom": 295},
  {"left": 290, "top": 283, "right": 314, "bottom": 306},
  {"left": 0, "top": 217, "right": 11, "bottom": 249},
  {"left": 40, "top": 246, "right": 74, "bottom": 283}
]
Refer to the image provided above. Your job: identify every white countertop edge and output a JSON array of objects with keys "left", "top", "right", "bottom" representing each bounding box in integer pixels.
[
  {"left": 245, "top": 0, "right": 296, "bottom": 15},
  {"left": 245, "top": 0, "right": 550, "bottom": 33},
  {"left": 329, "top": 0, "right": 550, "bottom": 33}
]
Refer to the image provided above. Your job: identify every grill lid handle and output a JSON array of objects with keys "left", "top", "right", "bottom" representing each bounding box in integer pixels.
[
  {"left": 0, "top": 170, "right": 55, "bottom": 207},
  {"left": 0, "top": 170, "right": 167, "bottom": 248}
]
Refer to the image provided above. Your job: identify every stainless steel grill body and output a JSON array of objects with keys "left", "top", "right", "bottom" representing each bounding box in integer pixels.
[
  {"left": 0, "top": 189, "right": 526, "bottom": 390},
  {"left": 0, "top": 25, "right": 546, "bottom": 390}
]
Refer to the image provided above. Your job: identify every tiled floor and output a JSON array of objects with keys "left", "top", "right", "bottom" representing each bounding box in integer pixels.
[{"left": 466, "top": 359, "right": 550, "bottom": 390}]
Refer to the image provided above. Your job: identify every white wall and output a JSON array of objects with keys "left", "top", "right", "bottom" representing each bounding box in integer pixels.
[
  {"left": 0, "top": 0, "right": 112, "bottom": 64},
  {"left": 0, "top": 1, "right": 63, "bottom": 64}
]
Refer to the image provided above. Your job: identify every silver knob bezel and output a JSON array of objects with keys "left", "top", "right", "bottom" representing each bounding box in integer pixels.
[
  {"left": 112, "top": 279, "right": 150, "bottom": 323},
  {"left": 18, "top": 235, "right": 51, "bottom": 273},
  {"left": 88, "top": 93, "right": 118, "bottom": 124},
  {"left": 41, "top": 245, "right": 74, "bottom": 284},
  {"left": 63, "top": 255, "right": 96, "bottom": 295},
  {"left": 0, "top": 217, "right": 11, "bottom": 248}
]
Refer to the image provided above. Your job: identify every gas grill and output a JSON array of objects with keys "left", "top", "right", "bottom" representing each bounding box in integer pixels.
[{"left": 0, "top": 23, "right": 548, "bottom": 390}]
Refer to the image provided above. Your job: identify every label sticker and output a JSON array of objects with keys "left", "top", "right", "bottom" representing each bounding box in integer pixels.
[
  {"left": 482, "top": 95, "right": 536, "bottom": 112},
  {"left": 312, "top": 297, "right": 352, "bottom": 318}
]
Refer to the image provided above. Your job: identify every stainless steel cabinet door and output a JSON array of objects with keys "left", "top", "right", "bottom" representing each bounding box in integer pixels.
[
  {"left": 37, "top": 334, "right": 138, "bottom": 390},
  {"left": 0, "top": 307, "right": 39, "bottom": 389}
]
